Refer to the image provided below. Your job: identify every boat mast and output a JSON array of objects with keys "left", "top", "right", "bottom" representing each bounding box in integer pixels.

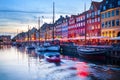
[
  {"left": 52, "top": 2, "right": 55, "bottom": 42},
  {"left": 28, "top": 25, "right": 30, "bottom": 45},
  {"left": 38, "top": 17, "right": 40, "bottom": 46},
  {"left": 84, "top": 3, "right": 87, "bottom": 46}
]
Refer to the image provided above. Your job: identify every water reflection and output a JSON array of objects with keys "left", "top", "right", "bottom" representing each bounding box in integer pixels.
[
  {"left": 0, "top": 45, "right": 120, "bottom": 80},
  {"left": 76, "top": 62, "right": 89, "bottom": 78}
]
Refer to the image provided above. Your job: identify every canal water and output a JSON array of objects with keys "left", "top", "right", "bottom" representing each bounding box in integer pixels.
[{"left": 0, "top": 45, "right": 120, "bottom": 80}]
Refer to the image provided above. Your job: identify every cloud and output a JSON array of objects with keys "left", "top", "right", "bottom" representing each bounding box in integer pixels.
[{"left": 0, "top": 9, "right": 47, "bottom": 14}]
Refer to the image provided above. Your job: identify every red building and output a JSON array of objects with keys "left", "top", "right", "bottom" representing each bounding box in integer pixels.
[
  {"left": 68, "top": 15, "right": 76, "bottom": 39},
  {"left": 86, "top": 1, "right": 101, "bottom": 38},
  {"left": 75, "top": 13, "right": 86, "bottom": 38}
]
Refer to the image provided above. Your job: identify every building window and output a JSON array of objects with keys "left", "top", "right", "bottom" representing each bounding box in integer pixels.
[
  {"left": 92, "top": 12, "right": 95, "bottom": 18},
  {"left": 108, "top": 21, "right": 111, "bottom": 27},
  {"left": 95, "top": 11, "right": 97, "bottom": 15},
  {"left": 87, "top": 14, "right": 89, "bottom": 18},
  {"left": 92, "top": 26, "right": 94, "bottom": 30},
  {"left": 90, "top": 5, "right": 94, "bottom": 10},
  {"left": 106, "top": 32, "right": 108, "bottom": 36},
  {"left": 116, "top": 19, "right": 120, "bottom": 26},
  {"left": 98, "top": 10, "right": 100, "bottom": 15},
  {"left": 103, "top": 6, "right": 106, "bottom": 10},
  {"left": 116, "top": 9, "right": 119, "bottom": 16},
  {"left": 105, "top": 12, "right": 108, "bottom": 18},
  {"left": 95, "top": 18, "right": 97, "bottom": 22},
  {"left": 102, "top": 32, "right": 104, "bottom": 36},
  {"left": 109, "top": 4, "right": 112, "bottom": 8},
  {"left": 113, "top": 31, "right": 115, "bottom": 37},
  {"left": 108, "top": 11, "right": 111, "bottom": 17},
  {"left": 106, "top": 0, "right": 108, "bottom": 4},
  {"left": 109, "top": 31, "right": 111, "bottom": 37},
  {"left": 112, "top": 10, "right": 114, "bottom": 16},
  {"left": 98, "top": 17, "right": 100, "bottom": 22},
  {"left": 102, "top": 22, "right": 104, "bottom": 28},
  {"left": 92, "top": 19, "right": 94, "bottom": 23},
  {"left": 118, "top": 0, "right": 120, "bottom": 5},
  {"left": 98, "top": 24, "right": 100, "bottom": 29},
  {"left": 112, "top": 20, "right": 115, "bottom": 26},
  {"left": 105, "top": 21, "right": 108, "bottom": 28},
  {"left": 101, "top": 14, "right": 105, "bottom": 19}
]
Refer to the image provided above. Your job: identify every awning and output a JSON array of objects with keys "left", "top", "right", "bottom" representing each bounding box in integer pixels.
[
  {"left": 110, "top": 36, "right": 120, "bottom": 40},
  {"left": 89, "top": 36, "right": 109, "bottom": 39}
]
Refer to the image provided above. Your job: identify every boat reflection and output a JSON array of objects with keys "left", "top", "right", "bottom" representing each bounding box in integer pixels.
[
  {"left": 61, "top": 55, "right": 78, "bottom": 61},
  {"left": 76, "top": 62, "right": 89, "bottom": 78}
]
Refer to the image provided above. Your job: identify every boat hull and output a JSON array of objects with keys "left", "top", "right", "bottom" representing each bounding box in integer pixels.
[
  {"left": 44, "top": 52, "right": 61, "bottom": 62},
  {"left": 36, "top": 47, "right": 46, "bottom": 52},
  {"left": 46, "top": 46, "right": 60, "bottom": 52},
  {"left": 26, "top": 46, "right": 35, "bottom": 50},
  {"left": 46, "top": 57, "right": 61, "bottom": 62},
  {"left": 77, "top": 48, "right": 106, "bottom": 61},
  {"left": 78, "top": 52, "right": 105, "bottom": 61}
]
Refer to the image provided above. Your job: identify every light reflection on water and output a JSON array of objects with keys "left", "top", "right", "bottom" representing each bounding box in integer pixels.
[{"left": 0, "top": 45, "right": 120, "bottom": 80}]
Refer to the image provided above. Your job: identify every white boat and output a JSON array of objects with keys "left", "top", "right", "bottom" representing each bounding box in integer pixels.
[
  {"left": 36, "top": 46, "right": 47, "bottom": 52},
  {"left": 44, "top": 52, "right": 61, "bottom": 62}
]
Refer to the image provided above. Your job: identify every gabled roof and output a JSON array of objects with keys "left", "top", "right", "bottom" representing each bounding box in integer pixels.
[{"left": 90, "top": 1, "right": 101, "bottom": 10}]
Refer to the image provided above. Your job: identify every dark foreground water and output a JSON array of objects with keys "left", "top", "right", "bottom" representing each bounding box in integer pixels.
[{"left": 0, "top": 45, "right": 120, "bottom": 80}]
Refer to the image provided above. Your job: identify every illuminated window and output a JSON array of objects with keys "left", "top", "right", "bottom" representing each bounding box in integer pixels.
[
  {"left": 98, "top": 24, "right": 100, "bottom": 29},
  {"left": 92, "top": 26, "right": 94, "bottom": 30},
  {"left": 102, "top": 32, "right": 104, "bottom": 36},
  {"left": 113, "top": 31, "right": 115, "bottom": 37},
  {"left": 109, "top": 31, "right": 111, "bottom": 37}
]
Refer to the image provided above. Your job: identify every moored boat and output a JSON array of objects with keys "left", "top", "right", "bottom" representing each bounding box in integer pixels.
[
  {"left": 35, "top": 46, "right": 47, "bottom": 52},
  {"left": 26, "top": 45, "right": 35, "bottom": 50},
  {"left": 46, "top": 45, "right": 60, "bottom": 52},
  {"left": 77, "top": 47, "right": 106, "bottom": 61},
  {"left": 44, "top": 52, "right": 61, "bottom": 62}
]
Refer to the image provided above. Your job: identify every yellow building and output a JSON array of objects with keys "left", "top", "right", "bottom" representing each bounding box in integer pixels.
[{"left": 101, "top": 7, "right": 120, "bottom": 38}]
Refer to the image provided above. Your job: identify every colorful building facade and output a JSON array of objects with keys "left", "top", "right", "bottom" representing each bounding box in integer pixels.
[
  {"left": 86, "top": 2, "right": 101, "bottom": 38},
  {"left": 68, "top": 15, "right": 76, "bottom": 39},
  {"left": 101, "top": 0, "right": 120, "bottom": 38}
]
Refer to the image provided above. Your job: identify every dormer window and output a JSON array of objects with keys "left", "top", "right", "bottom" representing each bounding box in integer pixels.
[
  {"left": 103, "top": 6, "right": 106, "bottom": 10},
  {"left": 90, "top": 5, "right": 93, "bottom": 10},
  {"left": 109, "top": 4, "right": 112, "bottom": 8},
  {"left": 106, "top": 0, "right": 108, "bottom": 4}
]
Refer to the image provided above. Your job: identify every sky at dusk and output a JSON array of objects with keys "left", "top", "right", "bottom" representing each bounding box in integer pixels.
[{"left": 0, "top": 0, "right": 102, "bottom": 37}]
